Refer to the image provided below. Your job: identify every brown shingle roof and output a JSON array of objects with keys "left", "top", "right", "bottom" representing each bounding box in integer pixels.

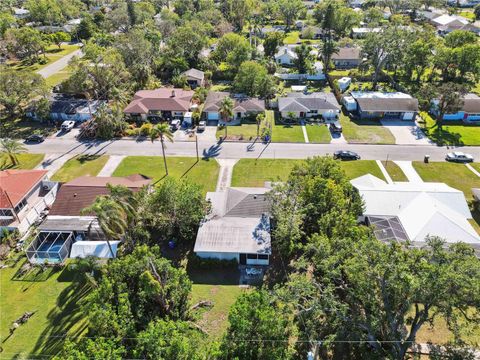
[
  {"left": 48, "top": 175, "right": 152, "bottom": 216},
  {"left": 203, "top": 92, "right": 265, "bottom": 113},
  {"left": 0, "top": 170, "right": 48, "bottom": 208},
  {"left": 123, "top": 88, "right": 194, "bottom": 114},
  {"left": 332, "top": 47, "right": 361, "bottom": 61},
  {"left": 356, "top": 97, "right": 419, "bottom": 112}
]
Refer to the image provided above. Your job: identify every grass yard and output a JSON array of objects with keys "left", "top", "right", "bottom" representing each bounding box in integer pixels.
[
  {"left": 51, "top": 155, "right": 109, "bottom": 182},
  {"left": 1, "top": 118, "right": 57, "bottom": 139},
  {"left": 231, "top": 159, "right": 385, "bottom": 187},
  {"left": 382, "top": 160, "right": 408, "bottom": 182},
  {"left": 340, "top": 113, "right": 395, "bottom": 144},
  {"left": 271, "top": 123, "right": 305, "bottom": 142},
  {"left": 283, "top": 31, "right": 300, "bottom": 44},
  {"left": 471, "top": 163, "right": 480, "bottom": 173},
  {"left": 0, "top": 257, "right": 90, "bottom": 358},
  {"left": 6, "top": 44, "right": 80, "bottom": 73},
  {"left": 419, "top": 112, "right": 480, "bottom": 146},
  {"left": 0, "top": 153, "right": 44, "bottom": 170},
  {"left": 412, "top": 162, "right": 480, "bottom": 198},
  {"left": 216, "top": 124, "right": 259, "bottom": 141},
  {"left": 189, "top": 269, "right": 246, "bottom": 340},
  {"left": 45, "top": 69, "right": 72, "bottom": 88},
  {"left": 305, "top": 124, "right": 331, "bottom": 143},
  {"left": 112, "top": 156, "right": 220, "bottom": 193}
]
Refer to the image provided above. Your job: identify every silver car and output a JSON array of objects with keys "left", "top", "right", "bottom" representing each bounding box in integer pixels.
[{"left": 445, "top": 151, "right": 474, "bottom": 163}]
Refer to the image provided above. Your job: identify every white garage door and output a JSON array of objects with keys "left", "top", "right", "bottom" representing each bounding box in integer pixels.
[{"left": 207, "top": 112, "right": 219, "bottom": 120}]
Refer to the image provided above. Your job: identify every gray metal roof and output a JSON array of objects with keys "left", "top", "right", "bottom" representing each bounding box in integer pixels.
[{"left": 279, "top": 92, "right": 340, "bottom": 112}]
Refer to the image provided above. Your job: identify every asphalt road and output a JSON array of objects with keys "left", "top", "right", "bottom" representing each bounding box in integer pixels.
[
  {"left": 36, "top": 48, "right": 83, "bottom": 78},
  {"left": 25, "top": 137, "right": 480, "bottom": 162}
]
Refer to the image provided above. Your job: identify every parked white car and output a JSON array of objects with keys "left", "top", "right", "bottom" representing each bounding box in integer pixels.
[
  {"left": 445, "top": 152, "right": 474, "bottom": 163},
  {"left": 60, "top": 121, "right": 75, "bottom": 132},
  {"left": 197, "top": 121, "right": 206, "bottom": 132},
  {"left": 170, "top": 119, "right": 181, "bottom": 131}
]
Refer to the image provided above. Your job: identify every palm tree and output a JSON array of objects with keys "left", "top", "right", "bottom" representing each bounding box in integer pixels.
[
  {"left": 82, "top": 196, "right": 129, "bottom": 258},
  {"left": 219, "top": 96, "right": 234, "bottom": 138},
  {"left": 0, "top": 138, "right": 26, "bottom": 167},
  {"left": 256, "top": 113, "right": 265, "bottom": 138},
  {"left": 150, "top": 123, "right": 174, "bottom": 175}
]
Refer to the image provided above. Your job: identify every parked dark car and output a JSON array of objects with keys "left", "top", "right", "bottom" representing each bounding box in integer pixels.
[
  {"left": 25, "top": 134, "right": 45, "bottom": 143},
  {"left": 329, "top": 121, "right": 342, "bottom": 133},
  {"left": 333, "top": 150, "right": 360, "bottom": 161}
]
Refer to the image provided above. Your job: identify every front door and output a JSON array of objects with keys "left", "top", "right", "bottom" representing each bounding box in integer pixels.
[{"left": 239, "top": 254, "right": 247, "bottom": 265}]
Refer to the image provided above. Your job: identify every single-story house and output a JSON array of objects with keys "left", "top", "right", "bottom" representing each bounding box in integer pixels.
[
  {"left": 27, "top": 94, "right": 106, "bottom": 123},
  {"left": 351, "top": 174, "right": 480, "bottom": 254},
  {"left": 123, "top": 88, "right": 194, "bottom": 121},
  {"left": 194, "top": 187, "right": 272, "bottom": 266},
  {"left": 25, "top": 175, "right": 152, "bottom": 264},
  {"left": 0, "top": 170, "right": 58, "bottom": 235},
  {"left": 278, "top": 92, "right": 341, "bottom": 120},
  {"left": 275, "top": 46, "right": 297, "bottom": 66},
  {"left": 343, "top": 91, "right": 419, "bottom": 121},
  {"left": 203, "top": 92, "right": 265, "bottom": 123},
  {"left": 181, "top": 68, "right": 205, "bottom": 88},
  {"left": 332, "top": 47, "right": 362, "bottom": 69},
  {"left": 431, "top": 93, "right": 480, "bottom": 123},
  {"left": 429, "top": 14, "right": 480, "bottom": 35},
  {"left": 351, "top": 27, "right": 381, "bottom": 38}
]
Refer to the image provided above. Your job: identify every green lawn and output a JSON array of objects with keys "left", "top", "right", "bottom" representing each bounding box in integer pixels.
[
  {"left": 0, "top": 153, "right": 44, "bottom": 170},
  {"left": 216, "top": 124, "right": 259, "bottom": 141},
  {"left": 189, "top": 269, "right": 246, "bottom": 340},
  {"left": 471, "top": 163, "right": 480, "bottom": 173},
  {"left": 112, "top": 156, "right": 220, "bottom": 193},
  {"left": 382, "top": 160, "right": 408, "bottom": 182},
  {"left": 231, "top": 159, "right": 385, "bottom": 187},
  {"left": 51, "top": 155, "right": 109, "bottom": 182},
  {"left": 340, "top": 113, "right": 395, "bottom": 144},
  {"left": 271, "top": 124, "right": 305, "bottom": 142},
  {"left": 283, "top": 31, "right": 300, "bottom": 44},
  {"left": 305, "top": 124, "right": 331, "bottom": 143},
  {"left": 1, "top": 118, "right": 57, "bottom": 139},
  {"left": 412, "top": 162, "right": 480, "bottom": 198},
  {"left": 6, "top": 44, "right": 80, "bottom": 73},
  {"left": 419, "top": 112, "right": 480, "bottom": 146},
  {"left": 45, "top": 69, "right": 72, "bottom": 88},
  {"left": 0, "top": 257, "right": 90, "bottom": 358}
]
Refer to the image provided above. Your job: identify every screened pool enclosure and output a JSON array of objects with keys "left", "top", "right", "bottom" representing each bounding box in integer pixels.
[{"left": 26, "top": 231, "right": 74, "bottom": 264}]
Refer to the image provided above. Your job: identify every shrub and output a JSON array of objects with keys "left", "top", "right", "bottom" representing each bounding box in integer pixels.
[
  {"left": 189, "top": 255, "right": 238, "bottom": 270},
  {"left": 139, "top": 122, "right": 153, "bottom": 136}
]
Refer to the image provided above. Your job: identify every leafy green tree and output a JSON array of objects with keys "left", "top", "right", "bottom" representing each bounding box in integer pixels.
[
  {"left": 234, "top": 61, "right": 275, "bottom": 97},
  {"left": 167, "top": 22, "right": 208, "bottom": 67},
  {"left": 475, "top": 4, "right": 480, "bottom": 20},
  {"left": 293, "top": 43, "right": 314, "bottom": 74},
  {"left": 263, "top": 31, "right": 285, "bottom": 59},
  {"left": 54, "top": 338, "right": 126, "bottom": 360},
  {"left": 76, "top": 15, "right": 98, "bottom": 40},
  {"left": 221, "top": 290, "right": 296, "bottom": 360},
  {"left": 5, "top": 27, "right": 47, "bottom": 62},
  {"left": 214, "top": 33, "right": 252, "bottom": 69},
  {"left": 133, "top": 1, "right": 156, "bottom": 24},
  {"left": 25, "top": 0, "right": 63, "bottom": 25},
  {"left": 0, "top": 13, "right": 15, "bottom": 39},
  {"left": 87, "top": 245, "right": 192, "bottom": 338},
  {"left": 220, "top": 95, "right": 234, "bottom": 137},
  {"left": 220, "top": 0, "right": 254, "bottom": 31},
  {"left": 0, "top": 138, "right": 26, "bottom": 166},
  {"left": 0, "top": 68, "right": 46, "bottom": 117},
  {"left": 275, "top": 0, "right": 305, "bottom": 30},
  {"left": 134, "top": 319, "right": 203, "bottom": 359},
  {"left": 150, "top": 123, "right": 174, "bottom": 175},
  {"left": 444, "top": 30, "right": 477, "bottom": 48},
  {"left": 50, "top": 31, "right": 70, "bottom": 49}
]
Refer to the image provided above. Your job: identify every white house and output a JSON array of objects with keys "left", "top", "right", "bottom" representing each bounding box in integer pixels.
[
  {"left": 278, "top": 92, "right": 341, "bottom": 120},
  {"left": 194, "top": 187, "right": 272, "bottom": 266},
  {"left": 351, "top": 174, "right": 480, "bottom": 249},
  {"left": 275, "top": 46, "right": 297, "bottom": 65}
]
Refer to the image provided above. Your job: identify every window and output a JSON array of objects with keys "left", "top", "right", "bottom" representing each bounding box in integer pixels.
[
  {"left": 258, "top": 254, "right": 269, "bottom": 260},
  {"left": 247, "top": 254, "right": 257, "bottom": 260},
  {"left": 0, "top": 209, "right": 13, "bottom": 217},
  {"left": 14, "top": 199, "right": 27, "bottom": 213}
]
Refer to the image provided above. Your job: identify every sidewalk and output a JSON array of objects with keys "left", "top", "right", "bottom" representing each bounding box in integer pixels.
[
  {"left": 36, "top": 153, "right": 75, "bottom": 177},
  {"left": 393, "top": 161, "right": 424, "bottom": 182},
  {"left": 215, "top": 159, "right": 238, "bottom": 192},
  {"left": 376, "top": 160, "right": 393, "bottom": 184},
  {"left": 98, "top": 155, "right": 125, "bottom": 176}
]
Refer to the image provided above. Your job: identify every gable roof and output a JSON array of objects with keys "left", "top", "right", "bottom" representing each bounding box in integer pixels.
[
  {"left": 181, "top": 68, "right": 204, "bottom": 80},
  {"left": 278, "top": 92, "right": 340, "bottom": 113},
  {"left": 432, "top": 14, "right": 469, "bottom": 26},
  {"left": 351, "top": 91, "right": 419, "bottom": 112},
  {"left": 351, "top": 175, "right": 480, "bottom": 245},
  {"left": 124, "top": 88, "right": 194, "bottom": 114},
  {"left": 203, "top": 92, "right": 265, "bottom": 113},
  {"left": 275, "top": 46, "right": 298, "bottom": 59},
  {"left": 0, "top": 170, "right": 48, "bottom": 208},
  {"left": 48, "top": 175, "right": 151, "bottom": 216},
  {"left": 332, "top": 47, "right": 361, "bottom": 61}
]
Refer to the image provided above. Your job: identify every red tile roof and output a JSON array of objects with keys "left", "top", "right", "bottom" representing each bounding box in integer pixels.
[
  {"left": 48, "top": 175, "right": 152, "bottom": 216},
  {"left": 0, "top": 169, "right": 48, "bottom": 208},
  {"left": 124, "top": 88, "right": 194, "bottom": 114}
]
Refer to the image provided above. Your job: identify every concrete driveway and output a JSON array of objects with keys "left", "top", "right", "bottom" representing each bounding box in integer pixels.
[
  {"left": 36, "top": 48, "right": 83, "bottom": 78},
  {"left": 380, "top": 120, "right": 432, "bottom": 145}
]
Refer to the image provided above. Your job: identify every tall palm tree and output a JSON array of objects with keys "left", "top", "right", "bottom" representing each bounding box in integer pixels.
[
  {"left": 219, "top": 96, "right": 234, "bottom": 138},
  {"left": 82, "top": 196, "right": 129, "bottom": 258},
  {"left": 150, "top": 123, "right": 174, "bottom": 175},
  {"left": 0, "top": 138, "right": 26, "bottom": 167}
]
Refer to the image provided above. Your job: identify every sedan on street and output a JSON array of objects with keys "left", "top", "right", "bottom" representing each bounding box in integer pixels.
[
  {"left": 333, "top": 150, "right": 360, "bottom": 161},
  {"left": 24, "top": 134, "right": 45, "bottom": 143},
  {"left": 445, "top": 151, "right": 474, "bottom": 163}
]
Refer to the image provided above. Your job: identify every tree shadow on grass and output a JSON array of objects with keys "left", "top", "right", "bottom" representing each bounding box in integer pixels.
[
  {"left": 425, "top": 126, "right": 464, "bottom": 147},
  {"left": 31, "top": 267, "right": 92, "bottom": 356},
  {"left": 76, "top": 154, "right": 101, "bottom": 164}
]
